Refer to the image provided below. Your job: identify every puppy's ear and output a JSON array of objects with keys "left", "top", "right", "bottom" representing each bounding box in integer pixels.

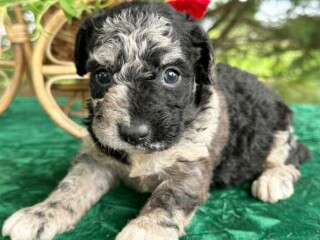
[
  {"left": 186, "top": 20, "right": 214, "bottom": 106},
  {"left": 74, "top": 18, "right": 94, "bottom": 76},
  {"left": 187, "top": 21, "right": 214, "bottom": 85}
]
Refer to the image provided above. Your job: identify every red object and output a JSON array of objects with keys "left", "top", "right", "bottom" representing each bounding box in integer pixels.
[{"left": 166, "top": 0, "right": 211, "bottom": 19}]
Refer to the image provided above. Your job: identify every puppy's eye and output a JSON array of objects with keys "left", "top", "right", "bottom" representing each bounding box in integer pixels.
[
  {"left": 95, "top": 71, "right": 112, "bottom": 85},
  {"left": 163, "top": 69, "right": 180, "bottom": 85}
]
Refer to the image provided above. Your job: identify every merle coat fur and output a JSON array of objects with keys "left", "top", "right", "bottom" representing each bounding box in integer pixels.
[{"left": 2, "top": 2, "right": 311, "bottom": 240}]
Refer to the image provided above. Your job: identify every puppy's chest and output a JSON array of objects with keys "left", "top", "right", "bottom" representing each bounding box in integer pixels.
[
  {"left": 117, "top": 152, "right": 173, "bottom": 192},
  {"left": 117, "top": 143, "right": 210, "bottom": 192},
  {"left": 121, "top": 171, "right": 165, "bottom": 193},
  {"left": 127, "top": 152, "right": 175, "bottom": 176}
]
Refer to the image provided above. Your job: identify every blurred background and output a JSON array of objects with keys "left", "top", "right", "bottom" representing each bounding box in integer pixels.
[{"left": 206, "top": 0, "right": 320, "bottom": 104}]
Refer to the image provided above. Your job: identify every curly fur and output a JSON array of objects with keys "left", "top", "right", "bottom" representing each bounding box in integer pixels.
[{"left": 2, "top": 2, "right": 311, "bottom": 240}]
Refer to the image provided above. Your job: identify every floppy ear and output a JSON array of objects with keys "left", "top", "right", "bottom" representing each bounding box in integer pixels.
[
  {"left": 188, "top": 22, "right": 214, "bottom": 85},
  {"left": 74, "top": 18, "right": 94, "bottom": 76},
  {"left": 186, "top": 20, "right": 214, "bottom": 106}
]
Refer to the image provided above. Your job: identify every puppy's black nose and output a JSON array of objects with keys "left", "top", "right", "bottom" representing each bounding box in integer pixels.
[{"left": 119, "top": 123, "right": 150, "bottom": 145}]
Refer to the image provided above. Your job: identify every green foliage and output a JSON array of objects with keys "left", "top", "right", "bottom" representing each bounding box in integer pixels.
[
  {"left": 0, "top": 0, "right": 58, "bottom": 40},
  {"left": 208, "top": 0, "right": 320, "bottom": 104},
  {"left": 58, "top": 0, "right": 113, "bottom": 23},
  {"left": 0, "top": 0, "right": 114, "bottom": 40}
]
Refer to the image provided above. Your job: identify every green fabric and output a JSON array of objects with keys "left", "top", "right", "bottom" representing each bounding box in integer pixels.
[{"left": 0, "top": 97, "right": 319, "bottom": 240}]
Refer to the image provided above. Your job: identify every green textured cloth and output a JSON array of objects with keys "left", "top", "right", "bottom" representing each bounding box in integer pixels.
[{"left": 0, "top": 97, "right": 319, "bottom": 240}]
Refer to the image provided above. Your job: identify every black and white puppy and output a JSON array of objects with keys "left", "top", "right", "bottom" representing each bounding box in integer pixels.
[{"left": 3, "top": 2, "right": 311, "bottom": 240}]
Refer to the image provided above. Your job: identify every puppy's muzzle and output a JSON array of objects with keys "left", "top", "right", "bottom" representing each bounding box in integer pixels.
[{"left": 119, "top": 122, "right": 150, "bottom": 145}]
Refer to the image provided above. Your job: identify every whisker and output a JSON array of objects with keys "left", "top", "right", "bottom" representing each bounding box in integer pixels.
[{"left": 88, "top": 140, "right": 100, "bottom": 151}]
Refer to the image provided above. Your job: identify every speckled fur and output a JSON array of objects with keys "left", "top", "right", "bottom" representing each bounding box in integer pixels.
[{"left": 2, "top": 2, "right": 311, "bottom": 240}]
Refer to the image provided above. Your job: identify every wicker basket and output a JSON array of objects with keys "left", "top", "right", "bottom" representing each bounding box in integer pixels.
[{"left": 42, "top": 5, "right": 83, "bottom": 62}]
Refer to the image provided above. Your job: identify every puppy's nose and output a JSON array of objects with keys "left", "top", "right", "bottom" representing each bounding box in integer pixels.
[{"left": 119, "top": 123, "right": 150, "bottom": 145}]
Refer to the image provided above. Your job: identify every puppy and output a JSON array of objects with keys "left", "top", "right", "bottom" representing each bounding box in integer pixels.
[{"left": 2, "top": 2, "right": 311, "bottom": 240}]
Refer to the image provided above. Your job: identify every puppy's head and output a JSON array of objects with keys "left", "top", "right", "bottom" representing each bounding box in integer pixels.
[{"left": 75, "top": 2, "right": 214, "bottom": 152}]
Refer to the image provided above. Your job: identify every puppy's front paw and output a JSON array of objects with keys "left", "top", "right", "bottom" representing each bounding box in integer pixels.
[
  {"left": 116, "top": 217, "right": 179, "bottom": 240},
  {"left": 251, "top": 165, "right": 300, "bottom": 203},
  {"left": 2, "top": 206, "right": 58, "bottom": 240}
]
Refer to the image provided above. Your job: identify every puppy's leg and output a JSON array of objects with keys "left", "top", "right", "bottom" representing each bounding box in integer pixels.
[
  {"left": 116, "top": 160, "right": 211, "bottom": 240},
  {"left": 251, "top": 129, "right": 302, "bottom": 203},
  {"left": 2, "top": 153, "right": 118, "bottom": 240}
]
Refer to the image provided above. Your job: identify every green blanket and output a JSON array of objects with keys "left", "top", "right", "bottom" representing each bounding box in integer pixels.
[{"left": 0, "top": 98, "right": 319, "bottom": 240}]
